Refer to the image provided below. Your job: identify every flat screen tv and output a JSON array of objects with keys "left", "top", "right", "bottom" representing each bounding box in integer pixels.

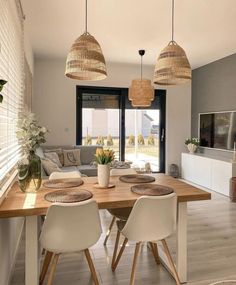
[{"left": 199, "top": 111, "right": 236, "bottom": 150}]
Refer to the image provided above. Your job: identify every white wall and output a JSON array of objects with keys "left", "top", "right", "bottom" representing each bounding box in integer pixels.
[
  {"left": 24, "top": 33, "right": 34, "bottom": 74},
  {"left": 33, "top": 57, "right": 191, "bottom": 171},
  {"left": 166, "top": 83, "right": 192, "bottom": 171}
]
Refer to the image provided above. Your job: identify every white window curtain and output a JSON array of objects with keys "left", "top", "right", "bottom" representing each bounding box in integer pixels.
[{"left": 0, "top": 0, "right": 24, "bottom": 186}]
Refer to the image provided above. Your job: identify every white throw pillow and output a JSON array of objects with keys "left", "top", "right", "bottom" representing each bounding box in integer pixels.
[
  {"left": 44, "top": 152, "right": 62, "bottom": 168},
  {"left": 63, "top": 149, "right": 81, "bottom": 166},
  {"left": 44, "top": 148, "right": 64, "bottom": 166},
  {"left": 41, "top": 158, "right": 62, "bottom": 176}
]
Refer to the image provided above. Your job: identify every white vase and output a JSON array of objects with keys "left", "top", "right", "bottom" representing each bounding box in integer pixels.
[
  {"left": 187, "top": 143, "right": 197, "bottom": 154},
  {"left": 97, "top": 164, "right": 110, "bottom": 187}
]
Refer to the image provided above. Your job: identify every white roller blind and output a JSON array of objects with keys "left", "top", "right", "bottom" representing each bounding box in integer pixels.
[{"left": 0, "top": 0, "right": 24, "bottom": 186}]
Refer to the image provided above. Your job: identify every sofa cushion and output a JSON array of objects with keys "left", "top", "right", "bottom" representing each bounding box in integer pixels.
[
  {"left": 36, "top": 147, "right": 45, "bottom": 159},
  {"left": 75, "top": 145, "right": 100, "bottom": 165},
  {"left": 77, "top": 164, "right": 97, "bottom": 177},
  {"left": 44, "top": 148, "right": 64, "bottom": 166},
  {"left": 61, "top": 166, "right": 78, "bottom": 172},
  {"left": 63, "top": 149, "right": 81, "bottom": 166},
  {"left": 44, "top": 152, "right": 62, "bottom": 168},
  {"left": 41, "top": 158, "right": 62, "bottom": 176}
]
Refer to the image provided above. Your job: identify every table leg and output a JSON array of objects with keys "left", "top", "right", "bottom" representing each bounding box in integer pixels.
[
  {"left": 177, "top": 202, "right": 187, "bottom": 283},
  {"left": 150, "top": 202, "right": 188, "bottom": 284},
  {"left": 25, "top": 216, "right": 40, "bottom": 285}
]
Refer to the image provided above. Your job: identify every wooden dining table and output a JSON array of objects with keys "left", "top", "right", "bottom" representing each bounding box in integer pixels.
[{"left": 0, "top": 174, "right": 211, "bottom": 285}]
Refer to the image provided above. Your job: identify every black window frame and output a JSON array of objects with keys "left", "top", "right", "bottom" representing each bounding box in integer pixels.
[{"left": 76, "top": 85, "right": 166, "bottom": 173}]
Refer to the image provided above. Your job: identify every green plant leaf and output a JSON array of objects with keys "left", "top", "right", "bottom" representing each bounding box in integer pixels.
[
  {"left": 0, "top": 94, "right": 3, "bottom": 103},
  {"left": 0, "top": 80, "right": 7, "bottom": 85}
]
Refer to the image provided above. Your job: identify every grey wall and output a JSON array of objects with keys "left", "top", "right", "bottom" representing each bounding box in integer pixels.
[{"left": 192, "top": 53, "right": 236, "bottom": 159}]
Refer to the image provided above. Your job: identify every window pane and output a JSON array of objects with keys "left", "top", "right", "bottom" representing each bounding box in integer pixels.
[
  {"left": 82, "top": 106, "right": 120, "bottom": 159},
  {"left": 125, "top": 109, "right": 160, "bottom": 172},
  {"left": 0, "top": 1, "right": 24, "bottom": 186}
]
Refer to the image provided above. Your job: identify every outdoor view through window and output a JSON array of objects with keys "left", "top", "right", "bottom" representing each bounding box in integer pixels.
[{"left": 82, "top": 108, "right": 159, "bottom": 172}]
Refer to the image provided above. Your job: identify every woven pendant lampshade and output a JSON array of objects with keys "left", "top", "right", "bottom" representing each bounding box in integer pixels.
[
  {"left": 153, "top": 0, "right": 191, "bottom": 86},
  {"left": 65, "top": 0, "right": 107, "bottom": 81},
  {"left": 65, "top": 32, "right": 107, "bottom": 81},
  {"left": 154, "top": 40, "right": 191, "bottom": 85},
  {"left": 129, "top": 79, "right": 154, "bottom": 107},
  {"left": 129, "top": 50, "right": 154, "bottom": 107}
]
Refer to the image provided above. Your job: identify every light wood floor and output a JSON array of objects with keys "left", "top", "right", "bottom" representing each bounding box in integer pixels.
[{"left": 10, "top": 189, "right": 236, "bottom": 285}]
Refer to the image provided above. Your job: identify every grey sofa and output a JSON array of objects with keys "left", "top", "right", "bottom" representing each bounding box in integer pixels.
[{"left": 37, "top": 145, "right": 100, "bottom": 177}]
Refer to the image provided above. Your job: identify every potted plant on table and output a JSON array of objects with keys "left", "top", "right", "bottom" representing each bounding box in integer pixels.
[
  {"left": 0, "top": 79, "right": 7, "bottom": 103},
  {"left": 185, "top": 138, "right": 199, "bottom": 154},
  {"left": 94, "top": 148, "right": 115, "bottom": 187},
  {"left": 16, "top": 112, "right": 48, "bottom": 193}
]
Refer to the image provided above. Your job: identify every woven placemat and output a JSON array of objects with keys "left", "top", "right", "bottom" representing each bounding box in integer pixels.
[
  {"left": 43, "top": 178, "right": 84, "bottom": 189},
  {"left": 44, "top": 189, "right": 93, "bottom": 203},
  {"left": 119, "top": 174, "right": 155, "bottom": 183},
  {"left": 131, "top": 184, "right": 174, "bottom": 196}
]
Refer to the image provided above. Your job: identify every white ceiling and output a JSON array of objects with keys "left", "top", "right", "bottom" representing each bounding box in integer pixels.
[{"left": 22, "top": 0, "right": 236, "bottom": 69}]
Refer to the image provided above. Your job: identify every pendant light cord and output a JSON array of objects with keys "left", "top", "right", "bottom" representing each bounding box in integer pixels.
[
  {"left": 140, "top": 55, "right": 143, "bottom": 80},
  {"left": 138, "top": 50, "right": 145, "bottom": 80},
  {"left": 171, "top": 0, "right": 175, "bottom": 42},
  {"left": 85, "top": 0, "right": 88, "bottom": 33}
]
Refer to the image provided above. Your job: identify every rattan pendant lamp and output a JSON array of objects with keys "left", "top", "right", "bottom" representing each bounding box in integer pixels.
[
  {"left": 129, "top": 50, "right": 154, "bottom": 107},
  {"left": 153, "top": 0, "right": 191, "bottom": 85},
  {"left": 65, "top": 0, "right": 107, "bottom": 81}
]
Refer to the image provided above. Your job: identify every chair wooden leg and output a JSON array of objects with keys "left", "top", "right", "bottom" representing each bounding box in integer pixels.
[
  {"left": 111, "top": 230, "right": 120, "bottom": 268},
  {"left": 104, "top": 216, "right": 116, "bottom": 245},
  {"left": 39, "top": 251, "right": 53, "bottom": 285},
  {"left": 161, "top": 239, "right": 181, "bottom": 285},
  {"left": 84, "top": 249, "right": 100, "bottom": 285},
  {"left": 112, "top": 237, "right": 128, "bottom": 271},
  {"left": 150, "top": 242, "right": 160, "bottom": 265},
  {"left": 130, "top": 242, "right": 141, "bottom": 285},
  {"left": 47, "top": 254, "right": 60, "bottom": 285}
]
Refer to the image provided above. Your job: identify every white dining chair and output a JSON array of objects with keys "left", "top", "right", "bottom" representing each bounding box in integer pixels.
[
  {"left": 39, "top": 200, "right": 102, "bottom": 285},
  {"left": 49, "top": 171, "right": 81, "bottom": 180},
  {"left": 111, "top": 193, "right": 180, "bottom": 285},
  {"left": 103, "top": 168, "right": 137, "bottom": 245}
]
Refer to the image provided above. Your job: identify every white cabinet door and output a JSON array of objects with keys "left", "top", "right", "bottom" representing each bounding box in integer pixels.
[
  {"left": 181, "top": 153, "right": 211, "bottom": 189},
  {"left": 181, "top": 153, "right": 194, "bottom": 181},
  {"left": 211, "top": 160, "right": 231, "bottom": 196}
]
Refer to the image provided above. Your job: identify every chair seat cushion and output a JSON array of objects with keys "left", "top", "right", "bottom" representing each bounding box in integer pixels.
[{"left": 108, "top": 208, "right": 132, "bottom": 221}]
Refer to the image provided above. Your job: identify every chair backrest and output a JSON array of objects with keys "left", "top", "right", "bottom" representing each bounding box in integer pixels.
[
  {"left": 110, "top": 168, "right": 137, "bottom": 176},
  {"left": 40, "top": 200, "right": 102, "bottom": 253},
  {"left": 49, "top": 171, "right": 81, "bottom": 180},
  {"left": 122, "top": 193, "right": 177, "bottom": 242}
]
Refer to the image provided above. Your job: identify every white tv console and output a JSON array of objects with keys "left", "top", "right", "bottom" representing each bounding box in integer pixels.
[{"left": 181, "top": 152, "right": 236, "bottom": 196}]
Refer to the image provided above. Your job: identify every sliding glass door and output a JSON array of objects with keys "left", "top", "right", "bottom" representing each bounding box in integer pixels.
[
  {"left": 124, "top": 91, "right": 165, "bottom": 173},
  {"left": 125, "top": 109, "right": 160, "bottom": 172},
  {"left": 76, "top": 86, "right": 166, "bottom": 172}
]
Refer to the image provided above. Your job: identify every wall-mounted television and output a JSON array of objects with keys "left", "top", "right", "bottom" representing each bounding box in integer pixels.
[{"left": 199, "top": 111, "right": 236, "bottom": 151}]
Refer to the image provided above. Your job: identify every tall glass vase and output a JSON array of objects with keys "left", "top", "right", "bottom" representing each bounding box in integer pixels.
[{"left": 18, "top": 150, "right": 42, "bottom": 193}]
